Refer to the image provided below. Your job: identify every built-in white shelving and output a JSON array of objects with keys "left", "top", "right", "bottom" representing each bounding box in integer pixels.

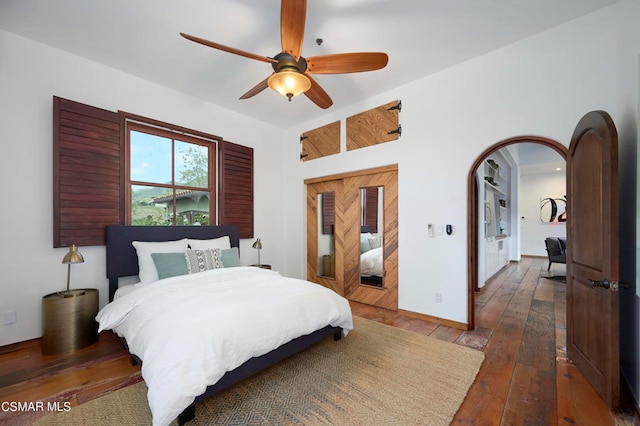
[{"left": 483, "top": 156, "right": 511, "bottom": 280}]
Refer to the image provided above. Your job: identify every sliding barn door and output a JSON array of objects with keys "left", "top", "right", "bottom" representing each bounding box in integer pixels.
[
  {"left": 307, "top": 180, "right": 344, "bottom": 295},
  {"left": 344, "top": 170, "right": 398, "bottom": 310},
  {"left": 306, "top": 166, "right": 398, "bottom": 310}
]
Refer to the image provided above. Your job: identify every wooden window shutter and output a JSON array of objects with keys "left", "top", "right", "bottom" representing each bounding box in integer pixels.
[
  {"left": 322, "top": 192, "right": 335, "bottom": 235},
  {"left": 363, "top": 187, "right": 378, "bottom": 233},
  {"left": 219, "top": 140, "right": 254, "bottom": 238},
  {"left": 53, "top": 96, "right": 122, "bottom": 247}
]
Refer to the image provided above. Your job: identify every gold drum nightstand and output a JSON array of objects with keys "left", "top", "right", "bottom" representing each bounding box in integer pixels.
[{"left": 42, "top": 288, "right": 98, "bottom": 355}]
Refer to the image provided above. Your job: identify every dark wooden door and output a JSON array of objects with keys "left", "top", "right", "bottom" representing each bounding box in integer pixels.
[{"left": 566, "top": 110, "right": 620, "bottom": 409}]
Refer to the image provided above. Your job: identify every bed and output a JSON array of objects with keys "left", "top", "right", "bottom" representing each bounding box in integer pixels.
[
  {"left": 361, "top": 247, "right": 383, "bottom": 276},
  {"left": 360, "top": 228, "right": 383, "bottom": 286},
  {"left": 99, "top": 225, "right": 353, "bottom": 426}
]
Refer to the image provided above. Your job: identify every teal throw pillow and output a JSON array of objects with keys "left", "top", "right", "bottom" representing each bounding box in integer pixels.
[
  {"left": 221, "top": 247, "right": 241, "bottom": 267},
  {"left": 151, "top": 252, "right": 189, "bottom": 280}
]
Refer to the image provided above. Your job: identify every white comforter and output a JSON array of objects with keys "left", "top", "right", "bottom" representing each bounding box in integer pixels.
[
  {"left": 96, "top": 266, "right": 353, "bottom": 426},
  {"left": 361, "top": 247, "right": 383, "bottom": 276}
]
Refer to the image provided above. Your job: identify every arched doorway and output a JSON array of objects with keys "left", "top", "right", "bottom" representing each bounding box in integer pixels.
[{"left": 466, "top": 136, "right": 568, "bottom": 329}]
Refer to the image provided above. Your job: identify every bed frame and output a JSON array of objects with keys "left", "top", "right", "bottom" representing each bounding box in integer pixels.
[
  {"left": 105, "top": 225, "right": 343, "bottom": 425},
  {"left": 106, "top": 225, "right": 241, "bottom": 301}
]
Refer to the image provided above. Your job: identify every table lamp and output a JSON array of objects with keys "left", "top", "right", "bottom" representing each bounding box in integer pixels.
[
  {"left": 252, "top": 238, "right": 262, "bottom": 265},
  {"left": 61, "top": 244, "right": 84, "bottom": 297}
]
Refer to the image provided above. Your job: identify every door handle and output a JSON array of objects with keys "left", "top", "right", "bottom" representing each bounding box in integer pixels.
[
  {"left": 589, "top": 279, "right": 610, "bottom": 289},
  {"left": 589, "top": 279, "right": 630, "bottom": 291}
]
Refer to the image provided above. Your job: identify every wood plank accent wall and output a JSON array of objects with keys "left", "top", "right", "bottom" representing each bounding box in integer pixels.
[
  {"left": 300, "top": 120, "right": 340, "bottom": 161},
  {"left": 53, "top": 96, "right": 122, "bottom": 247},
  {"left": 346, "top": 100, "right": 400, "bottom": 151},
  {"left": 219, "top": 141, "right": 254, "bottom": 238}
]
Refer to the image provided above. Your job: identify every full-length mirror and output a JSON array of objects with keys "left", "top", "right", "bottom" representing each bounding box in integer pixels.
[
  {"left": 359, "top": 186, "right": 384, "bottom": 287},
  {"left": 318, "top": 192, "right": 335, "bottom": 278}
]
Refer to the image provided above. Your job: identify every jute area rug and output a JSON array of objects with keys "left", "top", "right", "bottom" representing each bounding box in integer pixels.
[{"left": 35, "top": 316, "right": 484, "bottom": 426}]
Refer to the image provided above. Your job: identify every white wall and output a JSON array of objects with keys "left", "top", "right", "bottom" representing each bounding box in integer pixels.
[
  {"left": 282, "top": 7, "right": 617, "bottom": 324},
  {"left": 615, "top": 0, "right": 640, "bottom": 409},
  {"left": 0, "top": 30, "right": 286, "bottom": 346},
  {"left": 519, "top": 171, "right": 567, "bottom": 256}
]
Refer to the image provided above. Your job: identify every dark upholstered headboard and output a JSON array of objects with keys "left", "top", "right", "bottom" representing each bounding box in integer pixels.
[{"left": 106, "top": 225, "right": 240, "bottom": 301}]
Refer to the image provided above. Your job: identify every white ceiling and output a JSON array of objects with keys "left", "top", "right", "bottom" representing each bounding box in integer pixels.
[
  {"left": 507, "top": 143, "right": 566, "bottom": 175},
  {"left": 0, "top": 0, "right": 615, "bottom": 129},
  {"left": 519, "top": 161, "right": 566, "bottom": 176}
]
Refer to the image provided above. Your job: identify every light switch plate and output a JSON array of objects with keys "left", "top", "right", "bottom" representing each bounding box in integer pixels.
[{"left": 4, "top": 310, "right": 17, "bottom": 325}]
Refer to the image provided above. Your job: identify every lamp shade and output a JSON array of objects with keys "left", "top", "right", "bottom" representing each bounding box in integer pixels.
[
  {"left": 61, "top": 244, "right": 84, "bottom": 294},
  {"left": 62, "top": 244, "right": 84, "bottom": 264},
  {"left": 252, "top": 238, "right": 262, "bottom": 265},
  {"left": 267, "top": 69, "right": 311, "bottom": 101}
]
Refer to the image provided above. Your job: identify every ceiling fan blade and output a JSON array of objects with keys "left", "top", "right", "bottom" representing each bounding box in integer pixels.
[
  {"left": 281, "top": 0, "right": 306, "bottom": 60},
  {"left": 180, "top": 33, "right": 276, "bottom": 64},
  {"left": 239, "top": 76, "right": 271, "bottom": 100},
  {"left": 304, "top": 75, "right": 333, "bottom": 109},
  {"left": 306, "top": 52, "right": 389, "bottom": 74}
]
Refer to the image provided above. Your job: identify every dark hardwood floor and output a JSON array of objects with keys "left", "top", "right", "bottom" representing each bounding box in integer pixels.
[
  {"left": 0, "top": 256, "right": 636, "bottom": 425},
  {"left": 352, "top": 257, "right": 636, "bottom": 425}
]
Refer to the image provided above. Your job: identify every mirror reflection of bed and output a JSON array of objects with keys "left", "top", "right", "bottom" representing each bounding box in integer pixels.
[
  {"left": 360, "top": 186, "right": 384, "bottom": 288},
  {"left": 360, "top": 225, "right": 383, "bottom": 287}
]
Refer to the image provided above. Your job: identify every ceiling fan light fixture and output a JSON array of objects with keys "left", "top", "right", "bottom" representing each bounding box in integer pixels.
[
  {"left": 268, "top": 68, "right": 311, "bottom": 101},
  {"left": 181, "top": 1, "right": 388, "bottom": 109}
]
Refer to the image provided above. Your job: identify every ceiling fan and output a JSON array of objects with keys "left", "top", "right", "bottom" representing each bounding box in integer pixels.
[{"left": 180, "top": 0, "right": 388, "bottom": 109}]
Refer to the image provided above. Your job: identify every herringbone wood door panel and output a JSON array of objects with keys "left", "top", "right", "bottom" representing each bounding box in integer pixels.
[{"left": 306, "top": 167, "right": 398, "bottom": 310}]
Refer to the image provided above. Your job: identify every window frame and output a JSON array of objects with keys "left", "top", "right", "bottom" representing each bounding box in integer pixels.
[{"left": 121, "top": 113, "right": 222, "bottom": 226}]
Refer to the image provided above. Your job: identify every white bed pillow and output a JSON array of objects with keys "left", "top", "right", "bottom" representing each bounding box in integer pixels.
[
  {"left": 132, "top": 239, "right": 189, "bottom": 284},
  {"left": 188, "top": 236, "right": 231, "bottom": 250}
]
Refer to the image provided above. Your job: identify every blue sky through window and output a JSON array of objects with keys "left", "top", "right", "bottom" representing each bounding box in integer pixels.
[
  {"left": 130, "top": 131, "right": 171, "bottom": 184},
  {"left": 130, "top": 131, "right": 203, "bottom": 185}
]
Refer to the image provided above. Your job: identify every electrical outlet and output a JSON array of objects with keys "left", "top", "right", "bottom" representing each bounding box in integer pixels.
[
  {"left": 435, "top": 293, "right": 442, "bottom": 304},
  {"left": 4, "top": 310, "right": 17, "bottom": 325}
]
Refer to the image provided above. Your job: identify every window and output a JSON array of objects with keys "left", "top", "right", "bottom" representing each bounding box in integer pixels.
[
  {"left": 53, "top": 97, "right": 255, "bottom": 247},
  {"left": 125, "top": 122, "right": 216, "bottom": 226}
]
